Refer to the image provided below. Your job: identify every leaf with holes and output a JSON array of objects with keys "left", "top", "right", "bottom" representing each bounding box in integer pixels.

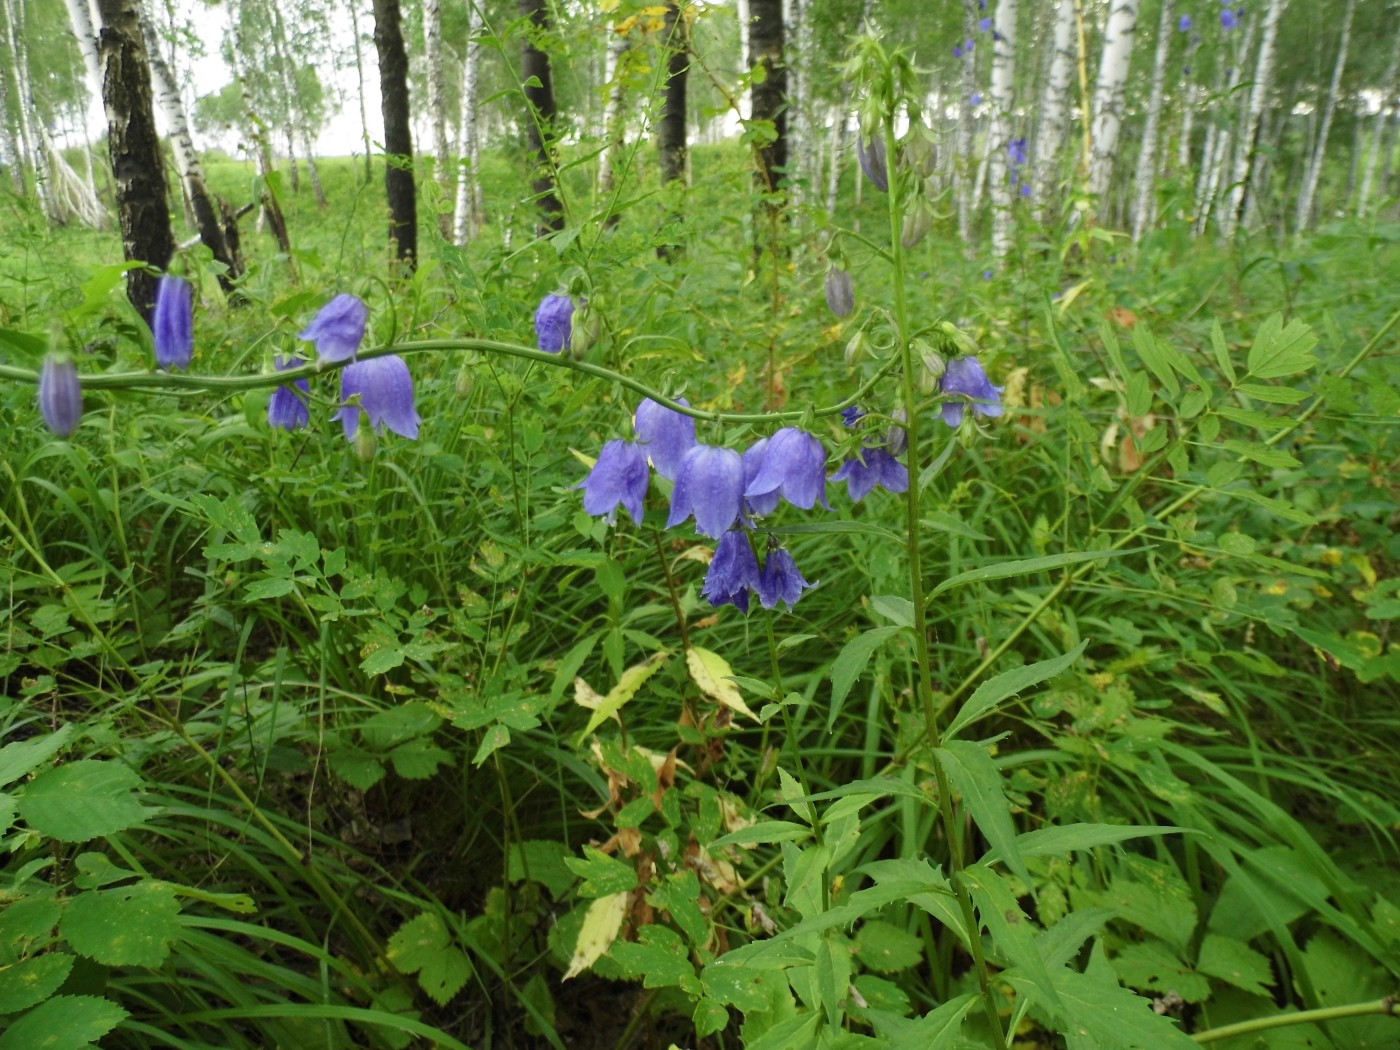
[{"left": 60, "top": 881, "right": 181, "bottom": 967}]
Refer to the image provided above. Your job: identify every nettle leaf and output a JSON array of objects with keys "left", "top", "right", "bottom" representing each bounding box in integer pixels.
[
  {"left": 0, "top": 994, "right": 128, "bottom": 1050},
  {"left": 563, "top": 892, "right": 629, "bottom": 980},
  {"left": 610, "top": 924, "right": 697, "bottom": 991},
  {"left": 854, "top": 920, "right": 923, "bottom": 974},
  {"left": 60, "top": 881, "right": 181, "bottom": 967},
  {"left": 1110, "top": 938, "right": 1211, "bottom": 1003},
  {"left": 1195, "top": 933, "right": 1273, "bottom": 996},
  {"left": 0, "top": 952, "right": 75, "bottom": 1013},
  {"left": 17, "top": 761, "right": 157, "bottom": 841},
  {"left": 326, "top": 747, "right": 386, "bottom": 790},
  {"left": 1246, "top": 314, "right": 1318, "bottom": 379},
  {"left": 389, "top": 738, "right": 454, "bottom": 780},
  {"left": 386, "top": 912, "right": 471, "bottom": 1006},
  {"left": 563, "top": 845, "right": 639, "bottom": 898}
]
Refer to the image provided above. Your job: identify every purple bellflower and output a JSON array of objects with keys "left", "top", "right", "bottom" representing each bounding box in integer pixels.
[
  {"left": 825, "top": 267, "right": 856, "bottom": 318},
  {"left": 1008, "top": 137, "right": 1028, "bottom": 167},
  {"left": 978, "top": 16, "right": 992, "bottom": 31},
  {"left": 300, "top": 293, "right": 369, "bottom": 363},
  {"left": 153, "top": 276, "right": 193, "bottom": 370},
  {"left": 634, "top": 397, "right": 697, "bottom": 481},
  {"left": 940, "top": 355, "right": 1005, "bottom": 428},
  {"left": 831, "top": 446, "right": 910, "bottom": 502},
  {"left": 268, "top": 355, "right": 311, "bottom": 431},
  {"left": 39, "top": 354, "right": 82, "bottom": 438},
  {"left": 335, "top": 354, "right": 421, "bottom": 441},
  {"left": 742, "top": 438, "right": 780, "bottom": 517},
  {"left": 744, "top": 428, "right": 830, "bottom": 511},
  {"left": 578, "top": 439, "right": 649, "bottom": 526},
  {"left": 1179, "top": 13, "right": 1193, "bottom": 30},
  {"left": 1220, "top": 8, "right": 1238, "bottom": 28},
  {"left": 857, "top": 134, "right": 889, "bottom": 192},
  {"left": 667, "top": 444, "right": 745, "bottom": 538},
  {"left": 953, "top": 44, "right": 963, "bottom": 58},
  {"left": 535, "top": 293, "right": 575, "bottom": 353},
  {"left": 703, "top": 530, "right": 762, "bottom": 612},
  {"left": 756, "top": 548, "right": 813, "bottom": 611},
  {"left": 840, "top": 405, "right": 865, "bottom": 427}
]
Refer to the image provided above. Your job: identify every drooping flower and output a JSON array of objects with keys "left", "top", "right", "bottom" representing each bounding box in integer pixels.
[
  {"left": 756, "top": 548, "right": 813, "bottom": 611},
  {"left": 1178, "top": 13, "right": 1193, "bottom": 30},
  {"left": 268, "top": 355, "right": 311, "bottom": 431},
  {"left": 825, "top": 267, "right": 855, "bottom": 318},
  {"left": 667, "top": 444, "right": 745, "bottom": 538},
  {"left": 857, "top": 134, "right": 888, "bottom": 192},
  {"left": 971, "top": 92, "right": 983, "bottom": 107},
  {"left": 831, "top": 446, "right": 910, "bottom": 502},
  {"left": 939, "top": 355, "right": 1004, "bottom": 428},
  {"left": 38, "top": 354, "right": 82, "bottom": 437},
  {"left": 153, "top": 275, "right": 193, "bottom": 370},
  {"left": 978, "top": 16, "right": 992, "bottom": 31},
  {"left": 1220, "top": 8, "right": 1238, "bottom": 28},
  {"left": 634, "top": 397, "right": 697, "bottom": 481},
  {"left": 535, "top": 293, "right": 575, "bottom": 353},
  {"left": 744, "top": 428, "right": 829, "bottom": 511},
  {"left": 300, "top": 293, "right": 369, "bottom": 363},
  {"left": 742, "top": 437, "right": 780, "bottom": 517},
  {"left": 1008, "top": 137, "right": 1028, "bottom": 167},
  {"left": 953, "top": 44, "right": 963, "bottom": 58},
  {"left": 577, "top": 439, "right": 649, "bottom": 526},
  {"left": 840, "top": 405, "right": 865, "bottom": 427},
  {"left": 703, "top": 530, "right": 761, "bottom": 612},
  {"left": 334, "top": 354, "right": 420, "bottom": 441}
]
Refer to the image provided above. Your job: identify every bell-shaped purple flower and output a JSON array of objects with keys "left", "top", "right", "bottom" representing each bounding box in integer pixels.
[
  {"left": 831, "top": 447, "right": 910, "bottom": 502},
  {"left": 1220, "top": 8, "right": 1238, "bottom": 29},
  {"left": 756, "top": 548, "right": 813, "bottom": 611},
  {"left": 825, "top": 268, "right": 855, "bottom": 318},
  {"left": 535, "top": 293, "right": 575, "bottom": 353},
  {"left": 940, "top": 355, "right": 1004, "bottom": 428},
  {"left": 268, "top": 355, "right": 311, "bottom": 431},
  {"left": 744, "top": 427, "right": 829, "bottom": 511},
  {"left": 577, "top": 439, "right": 649, "bottom": 526},
  {"left": 334, "top": 354, "right": 420, "bottom": 441},
  {"left": 742, "top": 438, "right": 780, "bottom": 517},
  {"left": 703, "top": 530, "right": 761, "bottom": 612},
  {"left": 634, "top": 397, "right": 697, "bottom": 481},
  {"left": 153, "top": 275, "right": 193, "bottom": 370},
  {"left": 841, "top": 405, "right": 865, "bottom": 427},
  {"left": 667, "top": 444, "right": 744, "bottom": 539},
  {"left": 857, "top": 134, "right": 888, "bottom": 192},
  {"left": 1008, "top": 137, "right": 1028, "bottom": 167},
  {"left": 300, "top": 293, "right": 369, "bottom": 363},
  {"left": 1178, "top": 14, "right": 1193, "bottom": 31},
  {"left": 39, "top": 354, "right": 82, "bottom": 437}
]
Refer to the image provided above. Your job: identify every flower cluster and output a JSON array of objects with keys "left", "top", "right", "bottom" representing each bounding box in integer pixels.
[{"left": 1008, "top": 137, "right": 1032, "bottom": 199}]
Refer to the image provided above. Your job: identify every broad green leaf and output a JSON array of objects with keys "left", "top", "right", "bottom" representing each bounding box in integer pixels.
[
  {"left": 1215, "top": 404, "right": 1291, "bottom": 431},
  {"left": 243, "top": 576, "right": 296, "bottom": 601},
  {"left": 1236, "top": 382, "right": 1308, "bottom": 404},
  {"left": 650, "top": 872, "right": 708, "bottom": 947},
  {"left": 18, "top": 761, "right": 156, "bottom": 841},
  {"left": 854, "top": 920, "right": 923, "bottom": 974},
  {"left": 928, "top": 548, "right": 1140, "bottom": 599},
  {"left": 1246, "top": 314, "right": 1318, "bottom": 379},
  {"left": 693, "top": 997, "right": 730, "bottom": 1037},
  {"left": 1125, "top": 370, "right": 1153, "bottom": 417},
  {"left": 937, "top": 743, "right": 1031, "bottom": 891},
  {"left": 814, "top": 932, "right": 852, "bottom": 1029},
  {"left": 563, "top": 892, "right": 628, "bottom": 979},
  {"left": 389, "top": 738, "right": 454, "bottom": 780},
  {"left": 472, "top": 724, "right": 510, "bottom": 766},
  {"left": 576, "top": 651, "right": 670, "bottom": 739},
  {"left": 0, "top": 952, "right": 74, "bottom": 1013},
  {"left": 985, "top": 823, "right": 1188, "bottom": 864},
  {"left": 0, "top": 994, "right": 128, "bottom": 1050},
  {"left": 829, "top": 626, "right": 904, "bottom": 729},
  {"left": 0, "top": 725, "right": 75, "bottom": 786},
  {"left": 1223, "top": 439, "right": 1300, "bottom": 469},
  {"left": 610, "top": 925, "right": 696, "bottom": 990},
  {"left": 709, "top": 819, "right": 812, "bottom": 848},
  {"left": 508, "top": 839, "right": 576, "bottom": 898},
  {"left": 1110, "top": 938, "right": 1212, "bottom": 1002},
  {"left": 386, "top": 912, "right": 471, "bottom": 1006},
  {"left": 960, "top": 863, "right": 1059, "bottom": 1010},
  {"left": 563, "top": 845, "right": 638, "bottom": 898},
  {"left": 686, "top": 646, "right": 756, "bottom": 721},
  {"left": 1196, "top": 933, "right": 1273, "bottom": 996},
  {"left": 870, "top": 595, "right": 915, "bottom": 628},
  {"left": 945, "top": 641, "right": 1087, "bottom": 740},
  {"left": 889, "top": 993, "right": 978, "bottom": 1050},
  {"left": 60, "top": 881, "right": 181, "bottom": 967}
]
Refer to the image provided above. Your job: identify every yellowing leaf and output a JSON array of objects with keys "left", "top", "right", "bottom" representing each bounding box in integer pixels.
[
  {"left": 575, "top": 653, "right": 669, "bottom": 741},
  {"left": 563, "top": 891, "right": 629, "bottom": 980},
  {"left": 686, "top": 646, "right": 757, "bottom": 721}
]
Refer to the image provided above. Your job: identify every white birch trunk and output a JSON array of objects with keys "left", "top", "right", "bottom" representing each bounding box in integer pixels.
[
  {"left": 955, "top": 0, "right": 978, "bottom": 244},
  {"left": 452, "top": 0, "right": 485, "bottom": 246},
  {"left": 0, "top": 28, "right": 21, "bottom": 194},
  {"left": 1194, "top": 19, "right": 1251, "bottom": 234},
  {"left": 1087, "top": 0, "right": 1138, "bottom": 208},
  {"left": 988, "top": 0, "right": 1018, "bottom": 259},
  {"left": 347, "top": 0, "right": 375, "bottom": 183},
  {"left": 825, "top": 101, "right": 849, "bottom": 215},
  {"left": 3, "top": 0, "right": 51, "bottom": 216},
  {"left": 63, "top": 0, "right": 105, "bottom": 124},
  {"left": 786, "top": 0, "right": 813, "bottom": 209},
  {"left": 138, "top": 1, "right": 206, "bottom": 207},
  {"left": 1129, "top": 0, "right": 1173, "bottom": 241},
  {"left": 596, "top": 32, "right": 630, "bottom": 201},
  {"left": 1221, "top": 0, "right": 1287, "bottom": 237},
  {"left": 1294, "top": 0, "right": 1353, "bottom": 232},
  {"left": 425, "top": 0, "right": 450, "bottom": 190},
  {"left": 1033, "top": 0, "right": 1075, "bottom": 226},
  {"left": 1357, "top": 26, "right": 1400, "bottom": 217}
]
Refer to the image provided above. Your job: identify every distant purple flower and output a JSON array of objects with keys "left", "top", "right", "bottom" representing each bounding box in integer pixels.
[
  {"left": 335, "top": 354, "right": 420, "bottom": 440},
  {"left": 756, "top": 549, "right": 813, "bottom": 611},
  {"left": 857, "top": 134, "right": 888, "bottom": 192},
  {"left": 38, "top": 355, "right": 82, "bottom": 437},
  {"left": 831, "top": 447, "right": 909, "bottom": 502},
  {"left": 983, "top": 270, "right": 994, "bottom": 280},
  {"left": 1008, "top": 137, "right": 1028, "bottom": 167},
  {"left": 953, "top": 44, "right": 963, "bottom": 58},
  {"left": 1020, "top": 183, "right": 1033, "bottom": 198},
  {"left": 965, "top": 38, "right": 975, "bottom": 52},
  {"left": 667, "top": 444, "right": 745, "bottom": 538},
  {"left": 744, "top": 428, "right": 829, "bottom": 511},
  {"left": 268, "top": 355, "right": 310, "bottom": 431},
  {"left": 1179, "top": 13, "right": 1193, "bottom": 30},
  {"left": 840, "top": 405, "right": 865, "bottom": 427},
  {"left": 577, "top": 439, "right": 649, "bottom": 526},
  {"left": 971, "top": 92, "right": 983, "bottom": 106},
  {"left": 300, "top": 293, "right": 368, "bottom": 363},
  {"left": 153, "top": 276, "right": 193, "bottom": 370},
  {"left": 634, "top": 397, "right": 696, "bottom": 481},
  {"left": 703, "top": 530, "right": 761, "bottom": 612},
  {"left": 825, "top": 268, "right": 855, "bottom": 318},
  {"left": 940, "top": 355, "right": 1004, "bottom": 428},
  {"left": 1220, "top": 8, "right": 1238, "bottom": 28},
  {"left": 535, "top": 293, "right": 575, "bottom": 353},
  {"left": 978, "top": 16, "right": 992, "bottom": 31}
]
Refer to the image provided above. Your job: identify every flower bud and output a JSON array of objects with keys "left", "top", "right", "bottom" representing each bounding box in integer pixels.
[
  {"left": 886, "top": 407, "right": 908, "bottom": 456},
  {"left": 916, "top": 339, "right": 945, "bottom": 394},
  {"left": 857, "top": 134, "right": 888, "bottom": 192},
  {"left": 824, "top": 267, "right": 855, "bottom": 318},
  {"left": 454, "top": 360, "right": 475, "bottom": 399},
  {"left": 844, "top": 330, "right": 869, "bottom": 368},
  {"left": 901, "top": 200, "right": 934, "bottom": 249},
  {"left": 937, "top": 320, "right": 982, "bottom": 359},
  {"left": 355, "top": 422, "right": 378, "bottom": 463},
  {"left": 901, "top": 131, "right": 937, "bottom": 179},
  {"left": 570, "top": 300, "right": 601, "bottom": 357}
]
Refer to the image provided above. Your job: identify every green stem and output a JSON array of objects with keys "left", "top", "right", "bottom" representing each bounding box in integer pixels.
[{"left": 1192, "top": 996, "right": 1398, "bottom": 1044}]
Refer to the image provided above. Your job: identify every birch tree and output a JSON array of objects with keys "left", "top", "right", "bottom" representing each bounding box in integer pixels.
[
  {"left": 1221, "top": 0, "right": 1287, "bottom": 237},
  {"left": 987, "top": 0, "right": 1018, "bottom": 259},
  {"left": 425, "top": 0, "right": 450, "bottom": 216},
  {"left": 1033, "top": 0, "right": 1075, "bottom": 227},
  {"left": 452, "top": 0, "right": 485, "bottom": 246},
  {"left": 1130, "top": 0, "right": 1174, "bottom": 241},
  {"left": 2, "top": 0, "right": 52, "bottom": 216},
  {"left": 1295, "top": 0, "right": 1355, "bottom": 233},
  {"left": 1087, "top": 0, "right": 1138, "bottom": 218},
  {"left": 955, "top": 0, "right": 977, "bottom": 244},
  {"left": 596, "top": 29, "right": 631, "bottom": 204},
  {"left": 1357, "top": 20, "right": 1400, "bottom": 217}
]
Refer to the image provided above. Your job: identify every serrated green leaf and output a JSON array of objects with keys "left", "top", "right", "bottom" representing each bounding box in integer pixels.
[
  {"left": 0, "top": 952, "right": 75, "bottom": 1013},
  {"left": 960, "top": 863, "right": 1059, "bottom": 1010},
  {"left": 0, "top": 726, "right": 75, "bottom": 786},
  {"left": 709, "top": 819, "right": 812, "bottom": 848},
  {"left": 1196, "top": 933, "right": 1273, "bottom": 996},
  {"left": 18, "top": 761, "right": 156, "bottom": 841},
  {"left": 1111, "top": 939, "right": 1212, "bottom": 1002},
  {"left": 1014, "top": 950, "right": 1198, "bottom": 1048},
  {"left": 1246, "top": 315, "right": 1318, "bottom": 379},
  {"left": 945, "top": 641, "right": 1087, "bottom": 741},
  {"left": 1236, "top": 382, "right": 1308, "bottom": 404},
  {"left": 1133, "top": 326, "right": 1180, "bottom": 399},
  {"left": 0, "top": 994, "right": 128, "bottom": 1050},
  {"left": 855, "top": 920, "right": 923, "bottom": 973},
  {"left": 937, "top": 744, "right": 1030, "bottom": 891},
  {"left": 889, "top": 993, "right": 978, "bottom": 1050},
  {"left": 327, "top": 748, "right": 385, "bottom": 790},
  {"left": 60, "top": 881, "right": 181, "bottom": 967},
  {"left": 563, "top": 845, "right": 638, "bottom": 898},
  {"left": 829, "top": 627, "right": 903, "bottom": 730},
  {"left": 986, "top": 823, "right": 1188, "bottom": 865},
  {"left": 389, "top": 738, "right": 453, "bottom": 780},
  {"left": 611, "top": 925, "right": 695, "bottom": 988},
  {"left": 387, "top": 912, "right": 471, "bottom": 1005}
]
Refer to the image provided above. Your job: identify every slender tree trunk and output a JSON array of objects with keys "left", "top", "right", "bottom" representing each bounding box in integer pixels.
[
  {"left": 225, "top": 0, "right": 293, "bottom": 258},
  {"left": 597, "top": 30, "right": 630, "bottom": 205},
  {"left": 1295, "top": 0, "right": 1354, "bottom": 233},
  {"left": 453, "top": 0, "right": 485, "bottom": 246},
  {"left": 988, "top": 0, "right": 1018, "bottom": 259},
  {"left": 425, "top": 0, "right": 450, "bottom": 233},
  {"left": 0, "top": 4, "right": 25, "bottom": 194},
  {"left": 658, "top": 0, "right": 689, "bottom": 258},
  {"left": 786, "top": 0, "right": 812, "bottom": 209},
  {"left": 1088, "top": 0, "right": 1138, "bottom": 210},
  {"left": 956, "top": 0, "right": 977, "bottom": 244},
  {"left": 1358, "top": 26, "right": 1400, "bottom": 218},
  {"left": 372, "top": 0, "right": 418, "bottom": 265},
  {"left": 347, "top": 0, "right": 374, "bottom": 185},
  {"left": 1130, "top": 0, "right": 1173, "bottom": 241},
  {"left": 748, "top": 0, "right": 787, "bottom": 201},
  {"left": 519, "top": 0, "right": 565, "bottom": 234},
  {"left": 1033, "top": 0, "right": 1075, "bottom": 227},
  {"left": 3, "top": 0, "right": 51, "bottom": 216},
  {"left": 266, "top": 2, "right": 303, "bottom": 194},
  {"left": 96, "top": 0, "right": 175, "bottom": 314},
  {"left": 1222, "top": 0, "right": 1286, "bottom": 237}
]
